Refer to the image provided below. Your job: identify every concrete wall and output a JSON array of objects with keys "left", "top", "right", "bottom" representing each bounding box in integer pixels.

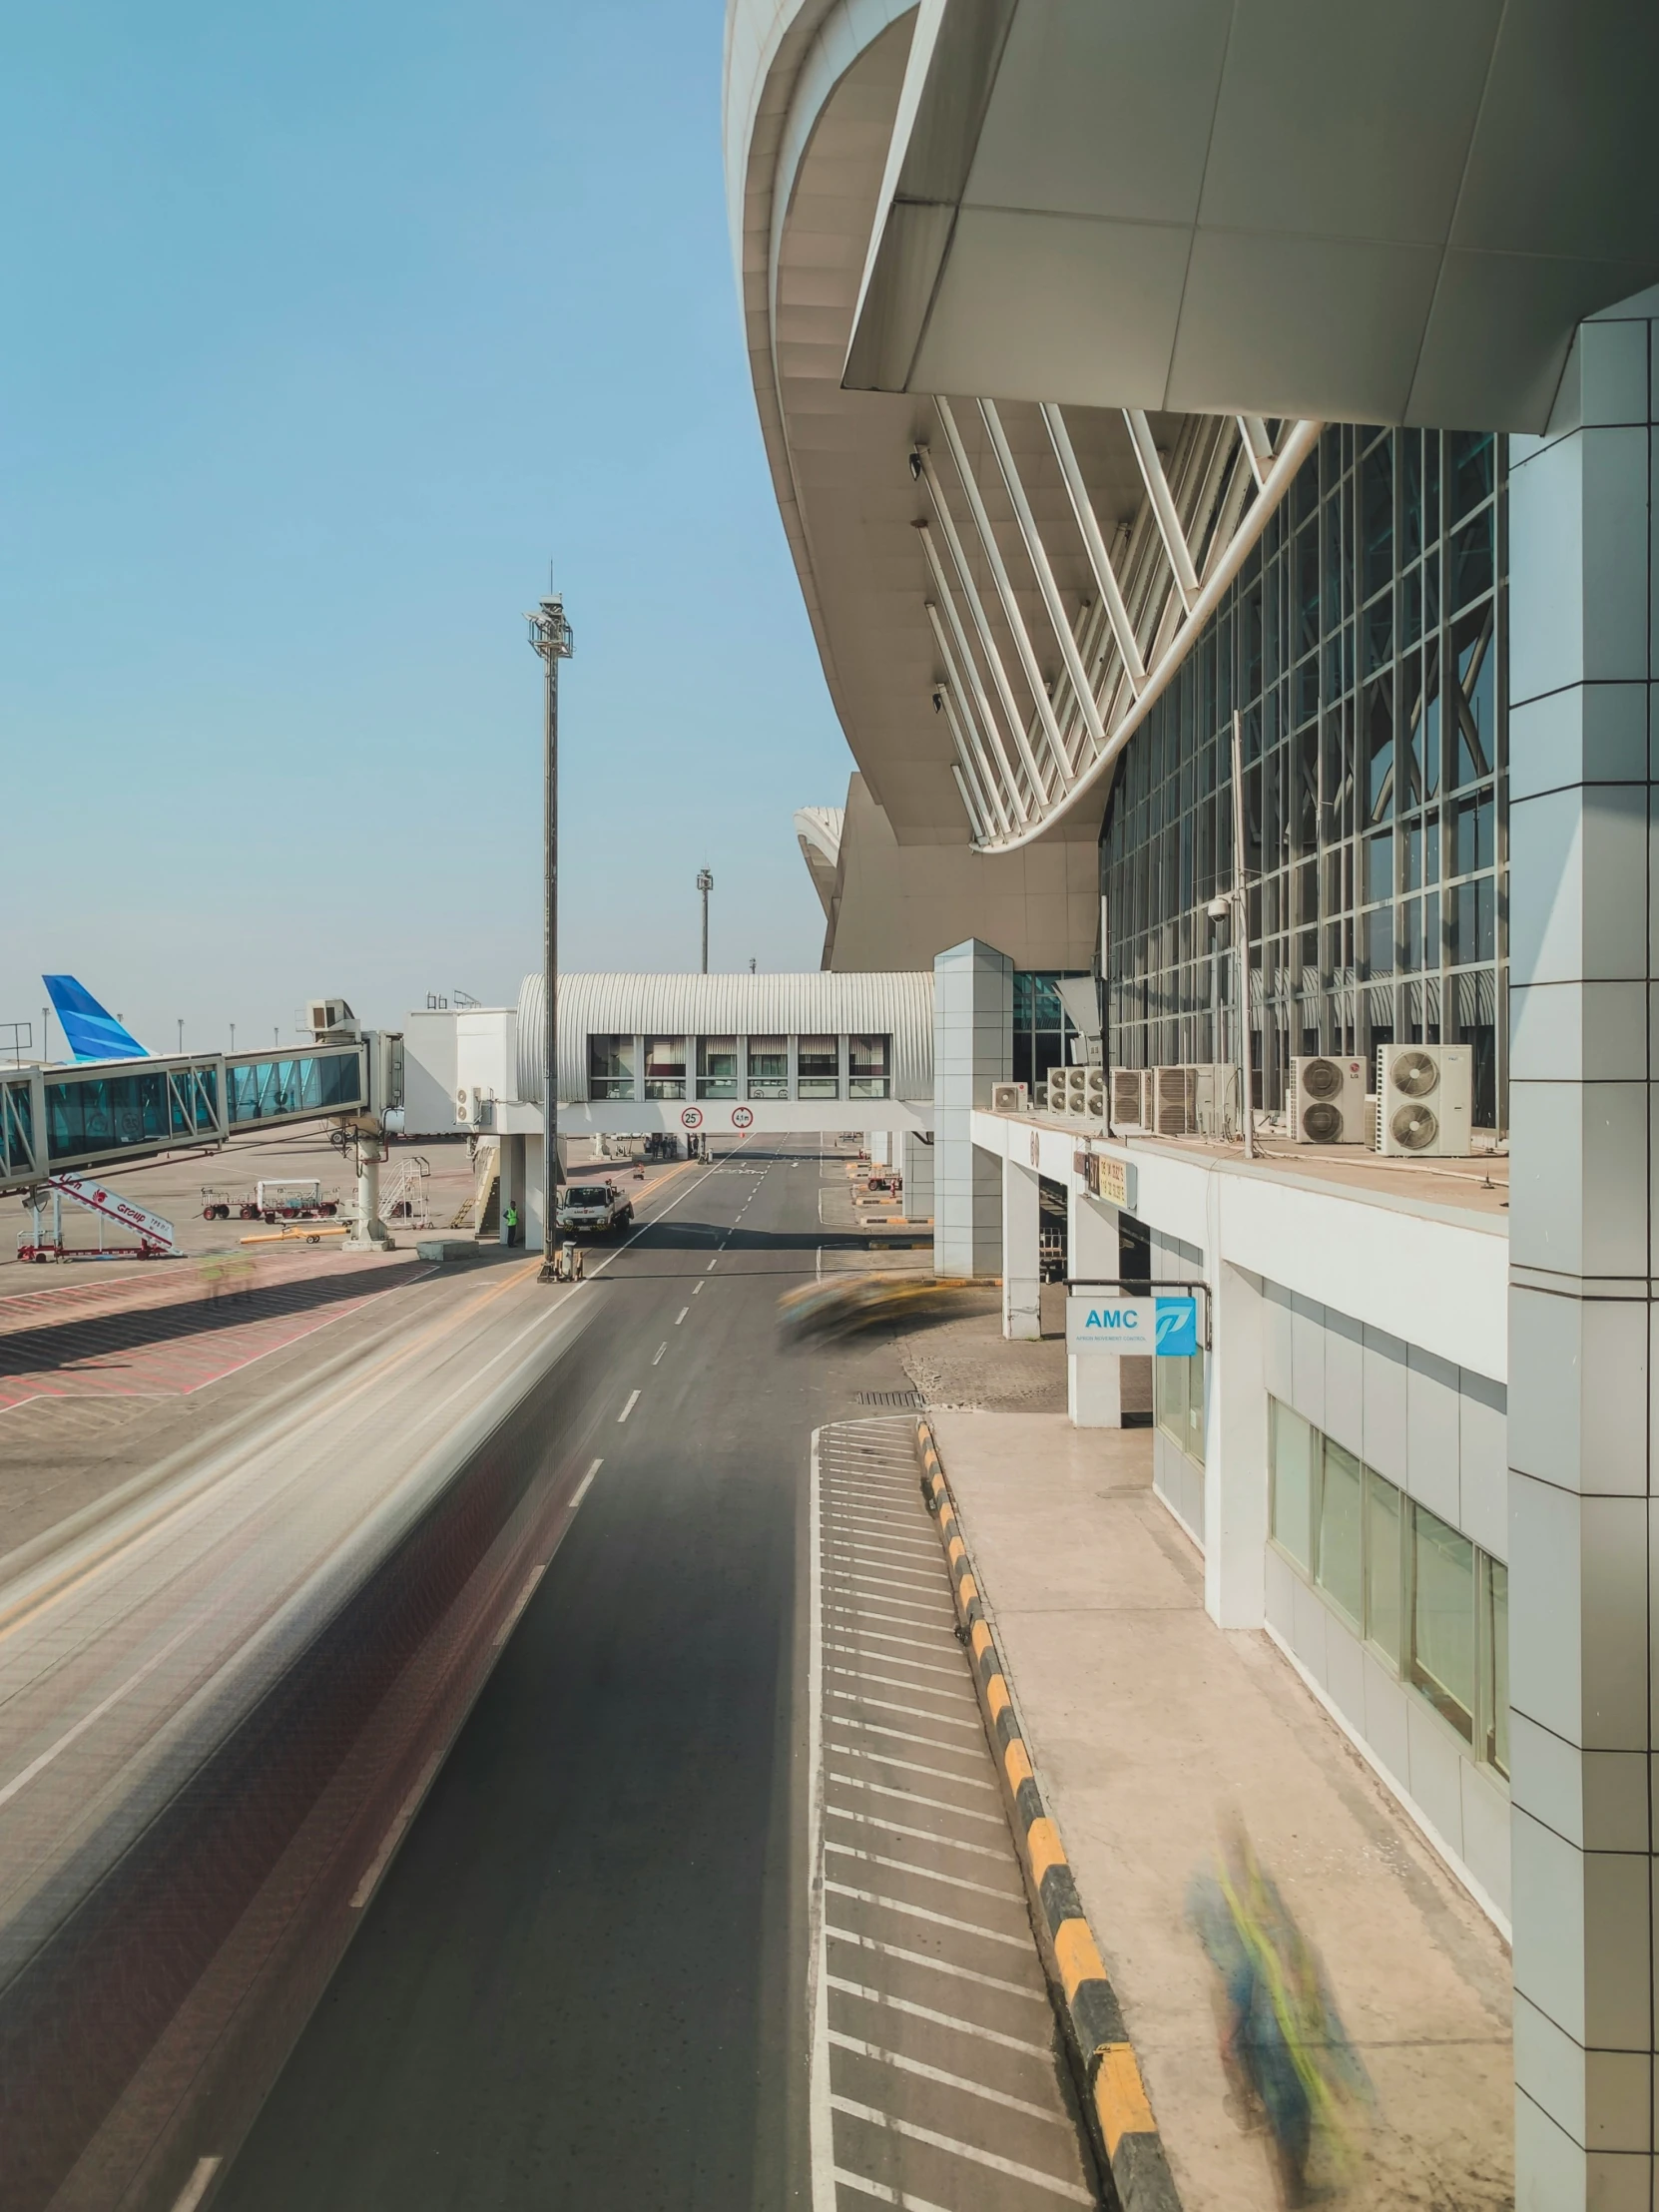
[
  {"left": 972, "top": 1104, "right": 1510, "bottom": 1926},
  {"left": 1261, "top": 1283, "right": 1511, "bottom": 1924},
  {"left": 1504, "top": 291, "right": 1659, "bottom": 2207},
  {"left": 827, "top": 775, "right": 1099, "bottom": 972}
]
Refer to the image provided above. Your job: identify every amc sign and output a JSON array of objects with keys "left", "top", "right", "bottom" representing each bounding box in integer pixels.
[{"left": 1066, "top": 1294, "right": 1199, "bottom": 1358}]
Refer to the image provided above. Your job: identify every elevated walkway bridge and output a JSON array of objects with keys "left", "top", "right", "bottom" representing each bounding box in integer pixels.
[{"left": 0, "top": 1042, "right": 372, "bottom": 1200}]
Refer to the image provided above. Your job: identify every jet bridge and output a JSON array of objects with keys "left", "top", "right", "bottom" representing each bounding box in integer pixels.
[{"left": 0, "top": 1043, "right": 372, "bottom": 1197}]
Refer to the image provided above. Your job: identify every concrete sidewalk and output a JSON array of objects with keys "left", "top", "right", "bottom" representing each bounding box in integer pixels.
[{"left": 928, "top": 1410, "right": 1513, "bottom": 2211}]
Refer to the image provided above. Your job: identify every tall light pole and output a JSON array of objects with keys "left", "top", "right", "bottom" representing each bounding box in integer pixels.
[
  {"left": 527, "top": 583, "right": 574, "bottom": 1279},
  {"left": 1229, "top": 709, "right": 1256, "bottom": 1160},
  {"left": 697, "top": 867, "right": 713, "bottom": 974}
]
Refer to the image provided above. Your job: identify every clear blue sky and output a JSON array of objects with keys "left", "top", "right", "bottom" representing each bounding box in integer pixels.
[{"left": 0, "top": 0, "right": 848, "bottom": 1056}]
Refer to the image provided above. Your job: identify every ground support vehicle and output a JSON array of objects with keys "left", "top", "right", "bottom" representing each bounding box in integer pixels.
[
  {"left": 232, "top": 1179, "right": 343, "bottom": 1224},
  {"left": 553, "top": 1181, "right": 635, "bottom": 1237}
]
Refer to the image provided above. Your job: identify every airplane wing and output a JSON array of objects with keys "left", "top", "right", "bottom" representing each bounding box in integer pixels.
[{"left": 43, "top": 975, "right": 150, "bottom": 1062}]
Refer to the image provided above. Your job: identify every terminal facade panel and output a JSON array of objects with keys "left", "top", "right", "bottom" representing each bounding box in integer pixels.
[{"left": 727, "top": 1, "right": 1659, "bottom": 2200}]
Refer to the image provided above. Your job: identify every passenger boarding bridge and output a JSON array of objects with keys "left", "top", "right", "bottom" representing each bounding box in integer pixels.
[{"left": 1, "top": 1005, "right": 407, "bottom": 1256}]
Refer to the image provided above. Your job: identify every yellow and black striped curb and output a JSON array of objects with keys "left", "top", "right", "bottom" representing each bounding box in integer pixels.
[{"left": 916, "top": 1415, "right": 1182, "bottom": 2212}]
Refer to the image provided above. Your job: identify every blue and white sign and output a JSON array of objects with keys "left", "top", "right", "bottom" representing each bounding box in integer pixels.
[{"left": 1067, "top": 1293, "right": 1200, "bottom": 1357}]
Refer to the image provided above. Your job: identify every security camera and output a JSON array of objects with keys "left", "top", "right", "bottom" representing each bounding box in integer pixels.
[
  {"left": 908, "top": 446, "right": 925, "bottom": 481},
  {"left": 931, "top": 690, "right": 943, "bottom": 713},
  {"left": 1207, "top": 895, "right": 1230, "bottom": 919}
]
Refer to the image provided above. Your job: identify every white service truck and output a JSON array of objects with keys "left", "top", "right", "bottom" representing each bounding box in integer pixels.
[{"left": 554, "top": 1180, "right": 634, "bottom": 1237}]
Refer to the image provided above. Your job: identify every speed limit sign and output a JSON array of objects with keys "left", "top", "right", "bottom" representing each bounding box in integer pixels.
[
  {"left": 681, "top": 1106, "right": 704, "bottom": 1129},
  {"left": 732, "top": 1105, "right": 754, "bottom": 1129}
]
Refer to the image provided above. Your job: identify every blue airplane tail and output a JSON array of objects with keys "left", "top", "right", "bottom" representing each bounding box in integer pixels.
[{"left": 43, "top": 976, "right": 149, "bottom": 1062}]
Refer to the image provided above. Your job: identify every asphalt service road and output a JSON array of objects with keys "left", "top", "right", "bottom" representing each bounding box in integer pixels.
[{"left": 209, "top": 1138, "right": 1098, "bottom": 2212}]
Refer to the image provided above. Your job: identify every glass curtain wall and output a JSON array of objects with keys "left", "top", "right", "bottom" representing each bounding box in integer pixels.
[
  {"left": 1012, "top": 974, "right": 1081, "bottom": 1094},
  {"left": 1101, "top": 427, "right": 1506, "bottom": 1126}
]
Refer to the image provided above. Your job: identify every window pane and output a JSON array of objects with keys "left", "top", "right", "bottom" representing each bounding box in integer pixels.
[
  {"left": 696, "top": 1036, "right": 738, "bottom": 1099},
  {"left": 587, "top": 1034, "right": 636, "bottom": 1101},
  {"left": 1366, "top": 1468, "right": 1402, "bottom": 1663},
  {"left": 1482, "top": 1556, "right": 1509, "bottom": 1777},
  {"left": 1155, "top": 1351, "right": 1188, "bottom": 1448},
  {"left": 1316, "top": 1439, "right": 1364, "bottom": 1624},
  {"left": 747, "top": 1035, "right": 787, "bottom": 1099},
  {"left": 1270, "top": 1399, "right": 1313, "bottom": 1570},
  {"left": 1186, "top": 1344, "right": 1207, "bottom": 1464},
  {"left": 644, "top": 1035, "right": 686, "bottom": 1100},
  {"left": 799, "top": 1034, "right": 838, "bottom": 1098},
  {"left": 848, "top": 1033, "right": 890, "bottom": 1099},
  {"left": 1410, "top": 1505, "right": 1475, "bottom": 1739}
]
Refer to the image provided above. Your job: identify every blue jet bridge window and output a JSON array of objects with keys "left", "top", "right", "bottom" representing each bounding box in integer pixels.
[{"left": 226, "top": 1052, "right": 359, "bottom": 1126}]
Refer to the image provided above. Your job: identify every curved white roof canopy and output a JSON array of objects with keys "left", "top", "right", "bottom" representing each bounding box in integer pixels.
[
  {"left": 727, "top": 2, "right": 1659, "bottom": 863},
  {"left": 794, "top": 805, "right": 845, "bottom": 921},
  {"left": 725, "top": 2, "right": 1322, "bottom": 859},
  {"left": 847, "top": 0, "right": 1659, "bottom": 430}
]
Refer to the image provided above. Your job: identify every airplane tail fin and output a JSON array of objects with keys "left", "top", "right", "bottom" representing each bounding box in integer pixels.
[{"left": 42, "top": 976, "right": 149, "bottom": 1062}]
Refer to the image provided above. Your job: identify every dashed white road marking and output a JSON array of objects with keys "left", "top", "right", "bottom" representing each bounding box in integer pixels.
[
  {"left": 828, "top": 2031, "right": 1069, "bottom": 2124},
  {"left": 676, "top": 1307, "right": 689, "bottom": 1324},
  {"left": 828, "top": 1928, "right": 1050, "bottom": 1999},
  {"left": 652, "top": 1343, "right": 667, "bottom": 1366},
  {"left": 617, "top": 1389, "right": 641, "bottom": 1423},
  {"left": 493, "top": 1560, "right": 548, "bottom": 1648},
  {"left": 170, "top": 2156, "right": 223, "bottom": 2212},
  {"left": 352, "top": 1748, "right": 444, "bottom": 1909},
  {"left": 571, "top": 1457, "right": 602, "bottom": 1507},
  {"left": 829, "top": 2099, "right": 1093, "bottom": 2202}
]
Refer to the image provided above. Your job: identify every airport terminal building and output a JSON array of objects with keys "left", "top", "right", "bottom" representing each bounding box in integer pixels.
[{"left": 720, "top": 6, "right": 1659, "bottom": 2205}]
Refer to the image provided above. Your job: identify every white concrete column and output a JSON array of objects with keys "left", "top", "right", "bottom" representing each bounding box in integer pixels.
[
  {"left": 1067, "top": 1185, "right": 1121, "bottom": 1426},
  {"left": 1001, "top": 1153, "right": 1040, "bottom": 1340},
  {"left": 932, "top": 940, "right": 1011, "bottom": 1279},
  {"left": 902, "top": 1132, "right": 934, "bottom": 1221},
  {"left": 523, "top": 1135, "right": 546, "bottom": 1254},
  {"left": 1506, "top": 295, "right": 1657, "bottom": 2209},
  {"left": 497, "top": 1135, "right": 525, "bottom": 1248}
]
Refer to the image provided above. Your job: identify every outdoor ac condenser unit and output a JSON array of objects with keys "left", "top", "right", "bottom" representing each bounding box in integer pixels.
[
  {"left": 1152, "top": 1065, "right": 1200, "bottom": 1138},
  {"left": 1288, "top": 1055, "right": 1368, "bottom": 1145},
  {"left": 1110, "top": 1066, "right": 1152, "bottom": 1135},
  {"left": 1376, "top": 1044, "right": 1472, "bottom": 1157},
  {"left": 989, "top": 1081, "right": 1029, "bottom": 1114},
  {"left": 1194, "top": 1064, "right": 1242, "bottom": 1142}
]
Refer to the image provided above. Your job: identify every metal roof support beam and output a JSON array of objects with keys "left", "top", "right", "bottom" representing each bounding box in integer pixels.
[
  {"left": 931, "top": 398, "right": 1070, "bottom": 791},
  {"left": 1237, "top": 414, "right": 1274, "bottom": 493},
  {"left": 977, "top": 399, "right": 1104, "bottom": 764},
  {"left": 915, "top": 444, "right": 1050, "bottom": 805},
  {"left": 1040, "top": 402, "right": 1146, "bottom": 700},
  {"left": 969, "top": 417, "right": 1321, "bottom": 853},
  {"left": 934, "top": 680, "right": 996, "bottom": 842},
  {"left": 914, "top": 487, "right": 1047, "bottom": 808},
  {"left": 918, "top": 571, "right": 1023, "bottom": 832},
  {"left": 1124, "top": 408, "right": 1200, "bottom": 611},
  {"left": 950, "top": 763, "right": 988, "bottom": 846}
]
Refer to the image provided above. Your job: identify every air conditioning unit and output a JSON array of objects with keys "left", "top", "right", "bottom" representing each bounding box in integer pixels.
[
  {"left": 1288, "top": 1055, "right": 1368, "bottom": 1145},
  {"left": 454, "top": 1085, "right": 474, "bottom": 1127},
  {"left": 1152, "top": 1065, "right": 1200, "bottom": 1138},
  {"left": 1110, "top": 1066, "right": 1152, "bottom": 1135},
  {"left": 1194, "top": 1063, "right": 1242, "bottom": 1142},
  {"left": 989, "top": 1081, "right": 1029, "bottom": 1114},
  {"left": 1043, "top": 1067, "right": 1106, "bottom": 1120},
  {"left": 1376, "top": 1044, "right": 1472, "bottom": 1158}
]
